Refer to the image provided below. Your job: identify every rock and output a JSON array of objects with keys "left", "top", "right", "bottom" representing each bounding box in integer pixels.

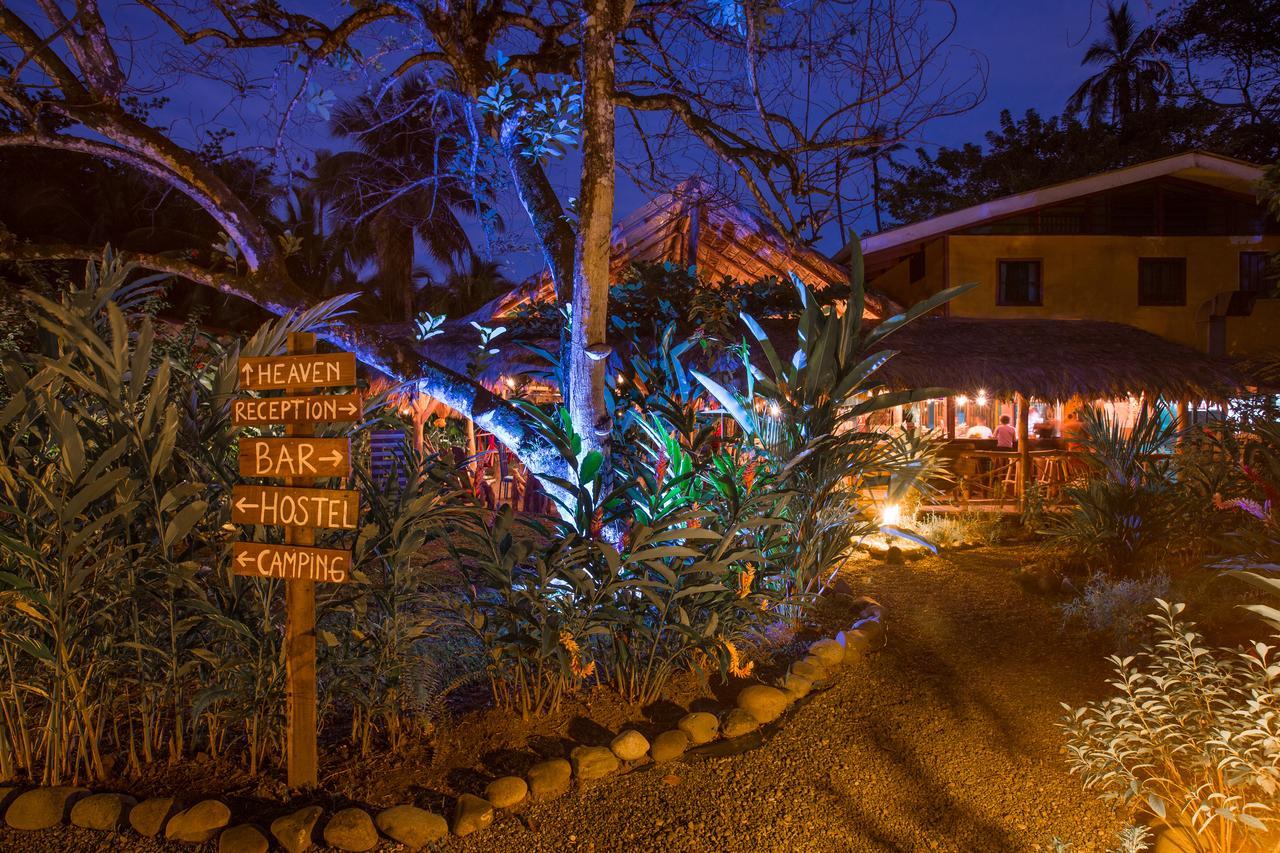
[
  {"left": 5, "top": 786, "right": 88, "bottom": 830},
  {"left": 837, "top": 631, "right": 865, "bottom": 665},
  {"left": 649, "top": 730, "right": 689, "bottom": 763},
  {"left": 789, "top": 658, "right": 825, "bottom": 681},
  {"left": 129, "top": 797, "right": 177, "bottom": 838},
  {"left": 485, "top": 776, "right": 528, "bottom": 808},
  {"left": 375, "top": 805, "right": 447, "bottom": 849},
  {"left": 883, "top": 545, "right": 904, "bottom": 564},
  {"left": 808, "top": 638, "right": 845, "bottom": 668},
  {"left": 70, "top": 792, "right": 136, "bottom": 830},
  {"left": 845, "top": 626, "right": 876, "bottom": 652},
  {"left": 678, "top": 712, "right": 719, "bottom": 745},
  {"left": 322, "top": 807, "right": 378, "bottom": 852},
  {"left": 270, "top": 805, "right": 323, "bottom": 853},
  {"left": 219, "top": 824, "right": 269, "bottom": 853},
  {"left": 610, "top": 729, "right": 650, "bottom": 762},
  {"left": 0, "top": 789, "right": 19, "bottom": 813},
  {"left": 526, "top": 758, "right": 572, "bottom": 800},
  {"left": 782, "top": 671, "right": 813, "bottom": 700},
  {"left": 736, "top": 684, "right": 789, "bottom": 723},
  {"left": 570, "top": 745, "right": 619, "bottom": 780},
  {"left": 721, "top": 707, "right": 761, "bottom": 738},
  {"left": 165, "top": 799, "right": 231, "bottom": 843},
  {"left": 451, "top": 794, "right": 494, "bottom": 838}
]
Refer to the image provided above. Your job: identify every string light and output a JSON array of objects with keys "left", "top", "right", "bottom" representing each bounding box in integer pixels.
[
  {"left": 976, "top": 389, "right": 987, "bottom": 406},
  {"left": 956, "top": 395, "right": 968, "bottom": 406}
]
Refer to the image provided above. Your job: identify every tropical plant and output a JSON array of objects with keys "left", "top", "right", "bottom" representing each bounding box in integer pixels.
[
  {"left": 693, "top": 239, "right": 966, "bottom": 600},
  {"left": 1058, "top": 572, "right": 1171, "bottom": 651},
  {"left": 312, "top": 76, "right": 488, "bottom": 321},
  {"left": 1066, "top": 1, "right": 1172, "bottom": 127},
  {"left": 1061, "top": 600, "right": 1280, "bottom": 852},
  {"left": 1044, "top": 403, "right": 1183, "bottom": 571}
]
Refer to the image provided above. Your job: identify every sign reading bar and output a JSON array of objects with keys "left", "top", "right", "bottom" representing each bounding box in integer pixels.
[
  {"left": 232, "top": 542, "right": 351, "bottom": 584},
  {"left": 239, "top": 437, "right": 351, "bottom": 478},
  {"left": 232, "top": 484, "right": 359, "bottom": 529},
  {"left": 233, "top": 393, "right": 361, "bottom": 426},
  {"left": 238, "top": 352, "right": 357, "bottom": 391}
]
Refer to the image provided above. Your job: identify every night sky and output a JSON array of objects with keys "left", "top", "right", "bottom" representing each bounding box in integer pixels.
[{"left": 107, "top": 0, "right": 1164, "bottom": 279}]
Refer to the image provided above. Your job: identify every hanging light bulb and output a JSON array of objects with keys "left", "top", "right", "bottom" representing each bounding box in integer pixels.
[
  {"left": 975, "top": 389, "right": 987, "bottom": 406},
  {"left": 956, "top": 395, "right": 968, "bottom": 406}
]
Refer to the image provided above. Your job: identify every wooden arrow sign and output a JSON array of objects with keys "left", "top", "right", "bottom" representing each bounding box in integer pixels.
[
  {"left": 238, "top": 352, "right": 357, "bottom": 391},
  {"left": 232, "top": 542, "right": 351, "bottom": 583},
  {"left": 231, "top": 484, "right": 359, "bottom": 529},
  {"left": 239, "top": 437, "right": 351, "bottom": 478},
  {"left": 233, "top": 394, "right": 361, "bottom": 426}
]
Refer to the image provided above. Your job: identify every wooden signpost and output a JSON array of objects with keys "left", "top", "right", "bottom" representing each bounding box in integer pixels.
[{"left": 233, "top": 332, "right": 359, "bottom": 789}]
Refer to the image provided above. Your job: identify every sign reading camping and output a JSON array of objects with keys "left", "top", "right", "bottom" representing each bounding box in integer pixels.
[
  {"left": 232, "top": 541, "right": 351, "bottom": 584},
  {"left": 231, "top": 333, "right": 361, "bottom": 790}
]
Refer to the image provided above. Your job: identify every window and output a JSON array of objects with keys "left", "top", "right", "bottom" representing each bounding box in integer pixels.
[
  {"left": 1138, "top": 258, "right": 1186, "bottom": 306},
  {"left": 1240, "top": 251, "right": 1272, "bottom": 295},
  {"left": 909, "top": 250, "right": 925, "bottom": 282},
  {"left": 997, "top": 260, "right": 1042, "bottom": 306}
]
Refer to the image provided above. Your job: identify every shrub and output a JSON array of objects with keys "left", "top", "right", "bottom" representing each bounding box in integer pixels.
[
  {"left": 1057, "top": 572, "right": 1170, "bottom": 651},
  {"left": 1061, "top": 600, "right": 1280, "bottom": 852},
  {"left": 1044, "top": 403, "right": 1182, "bottom": 572},
  {"left": 911, "top": 510, "right": 1004, "bottom": 549}
]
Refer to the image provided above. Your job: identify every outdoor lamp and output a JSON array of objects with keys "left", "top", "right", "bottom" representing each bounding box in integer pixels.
[{"left": 880, "top": 503, "right": 901, "bottom": 527}]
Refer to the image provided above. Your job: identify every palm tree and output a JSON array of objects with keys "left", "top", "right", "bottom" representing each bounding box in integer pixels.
[
  {"left": 419, "top": 252, "right": 515, "bottom": 318},
  {"left": 311, "top": 78, "right": 487, "bottom": 321},
  {"left": 1066, "top": 1, "right": 1172, "bottom": 127}
]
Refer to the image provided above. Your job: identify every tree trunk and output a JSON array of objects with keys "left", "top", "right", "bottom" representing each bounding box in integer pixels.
[{"left": 569, "top": 0, "right": 618, "bottom": 469}]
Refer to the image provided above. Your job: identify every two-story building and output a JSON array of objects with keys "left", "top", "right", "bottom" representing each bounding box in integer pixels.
[{"left": 840, "top": 151, "right": 1279, "bottom": 441}]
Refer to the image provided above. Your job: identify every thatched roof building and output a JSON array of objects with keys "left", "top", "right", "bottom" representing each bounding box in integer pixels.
[{"left": 860, "top": 317, "right": 1246, "bottom": 401}]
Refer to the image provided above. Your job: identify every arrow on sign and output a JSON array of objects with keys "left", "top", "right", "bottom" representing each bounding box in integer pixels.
[
  {"left": 236, "top": 549, "right": 255, "bottom": 568},
  {"left": 235, "top": 496, "right": 259, "bottom": 513},
  {"left": 319, "top": 449, "right": 344, "bottom": 466}
]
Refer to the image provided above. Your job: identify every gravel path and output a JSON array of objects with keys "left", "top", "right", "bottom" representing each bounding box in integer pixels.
[
  {"left": 441, "top": 546, "right": 1128, "bottom": 853},
  {"left": 1, "top": 546, "right": 1129, "bottom": 852}
]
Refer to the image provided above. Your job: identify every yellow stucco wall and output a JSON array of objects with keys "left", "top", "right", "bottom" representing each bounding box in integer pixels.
[{"left": 939, "top": 234, "right": 1280, "bottom": 353}]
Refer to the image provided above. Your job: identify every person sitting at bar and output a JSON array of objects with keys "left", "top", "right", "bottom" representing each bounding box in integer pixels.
[
  {"left": 994, "top": 415, "right": 1017, "bottom": 449},
  {"left": 964, "top": 418, "right": 993, "bottom": 439}
]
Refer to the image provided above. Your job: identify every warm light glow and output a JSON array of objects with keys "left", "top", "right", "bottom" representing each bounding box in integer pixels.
[
  {"left": 975, "top": 389, "right": 987, "bottom": 406},
  {"left": 956, "top": 395, "right": 968, "bottom": 406},
  {"left": 880, "top": 503, "right": 901, "bottom": 527},
  {"left": 768, "top": 402, "right": 781, "bottom": 417},
  {"left": 616, "top": 373, "right": 625, "bottom": 386},
  {"left": 505, "top": 376, "right": 516, "bottom": 389}
]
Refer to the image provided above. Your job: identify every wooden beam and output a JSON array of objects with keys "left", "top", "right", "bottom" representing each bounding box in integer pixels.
[
  {"left": 284, "top": 332, "right": 319, "bottom": 790},
  {"left": 1016, "top": 393, "right": 1031, "bottom": 512}
]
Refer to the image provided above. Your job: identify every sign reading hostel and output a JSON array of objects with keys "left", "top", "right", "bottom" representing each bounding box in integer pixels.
[
  {"left": 232, "top": 393, "right": 361, "bottom": 426},
  {"left": 231, "top": 484, "right": 359, "bottom": 529},
  {"left": 232, "top": 335, "right": 362, "bottom": 790},
  {"left": 238, "top": 352, "right": 357, "bottom": 390},
  {"left": 239, "top": 437, "right": 351, "bottom": 478},
  {"left": 233, "top": 541, "right": 351, "bottom": 583}
]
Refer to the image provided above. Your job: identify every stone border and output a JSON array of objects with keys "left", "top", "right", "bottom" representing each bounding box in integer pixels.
[{"left": 0, "top": 599, "right": 886, "bottom": 851}]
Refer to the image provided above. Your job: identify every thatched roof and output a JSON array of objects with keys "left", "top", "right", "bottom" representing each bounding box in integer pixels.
[
  {"left": 497, "top": 179, "right": 893, "bottom": 319},
  {"left": 866, "top": 317, "right": 1246, "bottom": 401},
  {"left": 419, "top": 313, "right": 1246, "bottom": 405}
]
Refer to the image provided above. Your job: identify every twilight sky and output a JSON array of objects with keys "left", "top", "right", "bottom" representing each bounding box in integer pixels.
[{"left": 99, "top": 0, "right": 1168, "bottom": 277}]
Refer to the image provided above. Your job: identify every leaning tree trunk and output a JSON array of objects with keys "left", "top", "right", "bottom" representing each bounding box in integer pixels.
[{"left": 568, "top": 0, "right": 618, "bottom": 471}]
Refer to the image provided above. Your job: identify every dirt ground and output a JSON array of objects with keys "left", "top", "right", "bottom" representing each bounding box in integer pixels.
[{"left": 1, "top": 545, "right": 1131, "bottom": 852}]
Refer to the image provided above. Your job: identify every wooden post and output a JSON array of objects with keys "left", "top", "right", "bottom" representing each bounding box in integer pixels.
[
  {"left": 284, "top": 332, "right": 318, "bottom": 789},
  {"left": 1176, "top": 399, "right": 1189, "bottom": 447},
  {"left": 1016, "top": 392, "right": 1030, "bottom": 512},
  {"left": 945, "top": 396, "right": 957, "bottom": 440}
]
